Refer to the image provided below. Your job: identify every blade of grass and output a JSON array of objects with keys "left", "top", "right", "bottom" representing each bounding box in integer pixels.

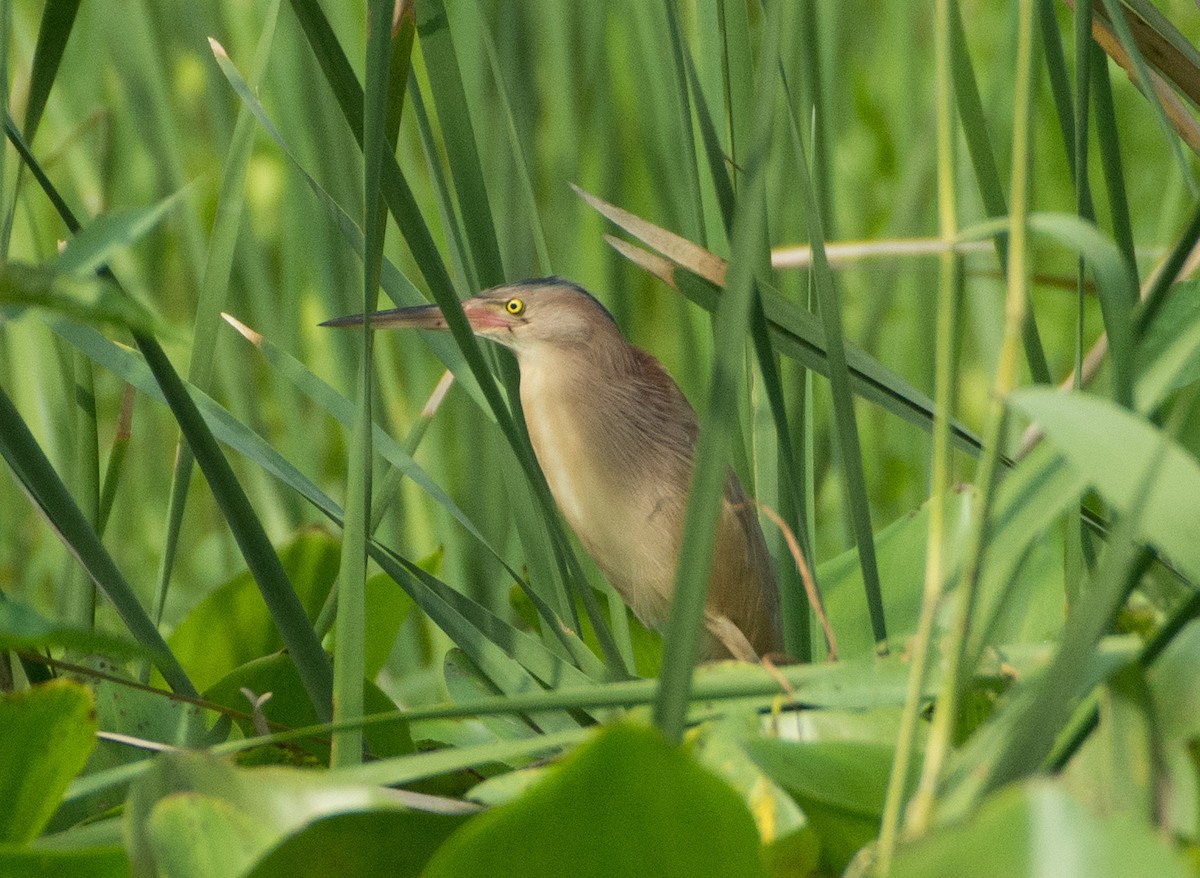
[
  {"left": 653, "top": 0, "right": 787, "bottom": 742},
  {"left": 1, "top": 0, "right": 80, "bottom": 259},
  {"left": 782, "top": 74, "right": 887, "bottom": 652},
  {"left": 0, "top": 386, "right": 196, "bottom": 696},
  {"left": 907, "top": 0, "right": 1038, "bottom": 831},
  {"left": 150, "top": 8, "right": 281, "bottom": 637},
  {"left": 414, "top": 0, "right": 504, "bottom": 288},
  {"left": 406, "top": 72, "right": 474, "bottom": 290},
  {"left": 877, "top": 0, "right": 960, "bottom": 865},
  {"left": 62, "top": 350, "right": 99, "bottom": 630},
  {"left": 330, "top": 0, "right": 396, "bottom": 768},
  {"left": 1096, "top": 0, "right": 1198, "bottom": 192},
  {"left": 6, "top": 112, "right": 335, "bottom": 722},
  {"left": 1091, "top": 40, "right": 1137, "bottom": 270},
  {"left": 676, "top": 30, "right": 816, "bottom": 660},
  {"left": 284, "top": 0, "right": 626, "bottom": 670},
  {"left": 21, "top": 0, "right": 81, "bottom": 142},
  {"left": 96, "top": 383, "right": 135, "bottom": 537},
  {"left": 949, "top": 0, "right": 1053, "bottom": 386},
  {"left": 476, "top": 10, "right": 550, "bottom": 275},
  {"left": 659, "top": 2, "right": 706, "bottom": 245}
]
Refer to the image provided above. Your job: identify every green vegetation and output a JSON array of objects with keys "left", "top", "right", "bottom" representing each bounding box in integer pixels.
[{"left": 2, "top": 0, "right": 1200, "bottom": 874}]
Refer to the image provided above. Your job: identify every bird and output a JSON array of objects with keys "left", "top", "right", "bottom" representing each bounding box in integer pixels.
[{"left": 322, "top": 277, "right": 783, "bottom": 661}]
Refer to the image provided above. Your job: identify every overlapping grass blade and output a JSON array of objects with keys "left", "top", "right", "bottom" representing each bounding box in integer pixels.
[
  {"left": 151, "top": 10, "right": 280, "bottom": 634},
  {"left": 1091, "top": 39, "right": 1137, "bottom": 268},
  {"left": 579, "top": 188, "right": 987, "bottom": 460},
  {"left": 654, "top": 0, "right": 788, "bottom": 742},
  {"left": 329, "top": 0, "right": 398, "bottom": 767},
  {"left": 1096, "top": 0, "right": 1197, "bottom": 191},
  {"left": 414, "top": 0, "right": 504, "bottom": 288},
  {"left": 476, "top": 13, "right": 550, "bottom": 275},
  {"left": 284, "top": 0, "right": 625, "bottom": 670},
  {"left": 21, "top": 0, "right": 81, "bottom": 141},
  {"left": 782, "top": 76, "right": 887, "bottom": 651},
  {"left": 0, "top": 386, "right": 195, "bottom": 696},
  {"left": 5, "top": 113, "right": 335, "bottom": 722},
  {"left": 672, "top": 22, "right": 816, "bottom": 659},
  {"left": 959, "top": 214, "right": 1137, "bottom": 407},
  {"left": 948, "top": 0, "right": 1052, "bottom": 385},
  {"left": 43, "top": 317, "right": 603, "bottom": 707}
]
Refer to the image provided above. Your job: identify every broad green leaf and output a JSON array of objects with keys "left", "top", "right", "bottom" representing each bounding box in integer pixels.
[
  {"left": 50, "top": 667, "right": 220, "bottom": 833},
  {"left": 0, "top": 844, "right": 128, "bottom": 878},
  {"left": 165, "top": 530, "right": 340, "bottom": 692},
  {"left": 819, "top": 489, "right": 970, "bottom": 660},
  {"left": 1010, "top": 389, "right": 1200, "bottom": 584},
  {"left": 687, "top": 714, "right": 807, "bottom": 846},
  {"left": 145, "top": 795, "right": 273, "bottom": 878},
  {"left": 423, "top": 724, "right": 767, "bottom": 878},
  {"left": 0, "top": 680, "right": 96, "bottom": 843},
  {"left": 0, "top": 596, "right": 144, "bottom": 658},
  {"left": 203, "top": 653, "right": 413, "bottom": 761},
  {"left": 745, "top": 739, "right": 893, "bottom": 872},
  {"left": 891, "top": 781, "right": 1191, "bottom": 878},
  {"left": 245, "top": 811, "right": 467, "bottom": 878},
  {"left": 125, "top": 751, "right": 413, "bottom": 878}
]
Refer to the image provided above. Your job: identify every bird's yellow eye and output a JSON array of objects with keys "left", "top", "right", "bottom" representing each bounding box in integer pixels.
[{"left": 505, "top": 298, "right": 525, "bottom": 315}]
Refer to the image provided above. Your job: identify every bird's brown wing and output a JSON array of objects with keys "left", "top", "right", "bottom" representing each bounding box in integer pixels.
[{"left": 705, "top": 473, "right": 784, "bottom": 659}]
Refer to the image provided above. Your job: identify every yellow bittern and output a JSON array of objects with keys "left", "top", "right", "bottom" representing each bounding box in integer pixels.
[{"left": 323, "top": 278, "right": 782, "bottom": 661}]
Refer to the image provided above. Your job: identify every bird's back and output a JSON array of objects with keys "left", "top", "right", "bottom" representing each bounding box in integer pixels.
[{"left": 517, "top": 334, "right": 782, "bottom": 661}]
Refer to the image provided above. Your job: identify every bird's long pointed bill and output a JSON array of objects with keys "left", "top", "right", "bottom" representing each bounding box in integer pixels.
[{"left": 319, "top": 303, "right": 448, "bottom": 331}]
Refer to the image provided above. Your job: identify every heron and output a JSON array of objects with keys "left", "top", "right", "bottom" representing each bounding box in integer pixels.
[{"left": 323, "top": 277, "right": 782, "bottom": 661}]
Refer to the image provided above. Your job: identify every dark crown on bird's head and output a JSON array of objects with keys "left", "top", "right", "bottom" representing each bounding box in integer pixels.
[{"left": 483, "top": 276, "right": 619, "bottom": 329}]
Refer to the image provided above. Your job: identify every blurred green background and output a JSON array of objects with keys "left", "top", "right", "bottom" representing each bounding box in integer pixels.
[{"left": 2, "top": 0, "right": 1196, "bottom": 678}]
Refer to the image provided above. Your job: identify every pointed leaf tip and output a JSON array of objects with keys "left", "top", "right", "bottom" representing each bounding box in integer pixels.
[{"left": 221, "top": 312, "right": 263, "bottom": 346}]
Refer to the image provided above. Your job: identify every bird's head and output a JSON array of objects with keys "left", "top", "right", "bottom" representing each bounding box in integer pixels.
[{"left": 320, "top": 277, "right": 619, "bottom": 357}]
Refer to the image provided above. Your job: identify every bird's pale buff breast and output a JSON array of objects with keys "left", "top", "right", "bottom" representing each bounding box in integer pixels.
[{"left": 517, "top": 351, "right": 680, "bottom": 627}]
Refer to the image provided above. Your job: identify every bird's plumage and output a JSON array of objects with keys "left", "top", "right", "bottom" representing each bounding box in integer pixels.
[{"left": 324, "top": 278, "right": 783, "bottom": 661}]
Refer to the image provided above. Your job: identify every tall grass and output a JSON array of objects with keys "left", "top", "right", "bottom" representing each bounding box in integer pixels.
[{"left": 3, "top": 0, "right": 1200, "bottom": 874}]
